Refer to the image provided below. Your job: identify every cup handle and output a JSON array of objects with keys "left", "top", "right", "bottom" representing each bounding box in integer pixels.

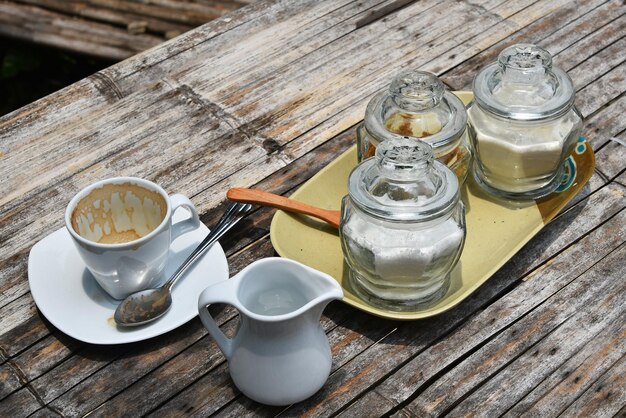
[
  {"left": 197, "top": 279, "right": 240, "bottom": 360},
  {"left": 169, "top": 194, "right": 201, "bottom": 240}
]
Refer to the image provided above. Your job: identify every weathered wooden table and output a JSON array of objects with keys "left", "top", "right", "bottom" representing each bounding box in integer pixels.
[
  {"left": 0, "top": 0, "right": 255, "bottom": 60},
  {"left": 1, "top": 1, "right": 625, "bottom": 416}
]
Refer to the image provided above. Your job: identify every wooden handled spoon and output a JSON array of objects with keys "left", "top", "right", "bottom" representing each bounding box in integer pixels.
[{"left": 227, "top": 188, "right": 341, "bottom": 229}]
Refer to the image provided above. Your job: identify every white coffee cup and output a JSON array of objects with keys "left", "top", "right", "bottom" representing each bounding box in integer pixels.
[{"left": 65, "top": 177, "right": 200, "bottom": 299}]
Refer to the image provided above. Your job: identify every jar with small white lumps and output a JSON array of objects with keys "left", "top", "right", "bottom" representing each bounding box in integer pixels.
[
  {"left": 468, "top": 44, "right": 583, "bottom": 199},
  {"left": 340, "top": 137, "right": 466, "bottom": 311},
  {"left": 357, "top": 70, "right": 472, "bottom": 183}
]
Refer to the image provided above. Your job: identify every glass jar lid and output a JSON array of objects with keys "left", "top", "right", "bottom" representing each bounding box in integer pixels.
[
  {"left": 363, "top": 70, "right": 468, "bottom": 150},
  {"left": 473, "top": 44, "right": 575, "bottom": 121},
  {"left": 348, "top": 137, "right": 459, "bottom": 222}
]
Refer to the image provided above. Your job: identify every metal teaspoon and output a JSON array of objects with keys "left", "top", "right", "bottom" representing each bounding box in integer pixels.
[{"left": 114, "top": 202, "right": 253, "bottom": 327}]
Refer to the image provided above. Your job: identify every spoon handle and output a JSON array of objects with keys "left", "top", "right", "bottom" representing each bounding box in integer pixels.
[
  {"left": 227, "top": 188, "right": 341, "bottom": 229},
  {"left": 163, "top": 202, "right": 253, "bottom": 291}
]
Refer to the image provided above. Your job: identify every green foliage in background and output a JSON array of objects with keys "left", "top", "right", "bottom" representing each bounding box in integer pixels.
[{"left": 0, "top": 39, "right": 112, "bottom": 116}]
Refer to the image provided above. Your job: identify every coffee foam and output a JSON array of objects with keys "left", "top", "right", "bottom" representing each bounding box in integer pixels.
[{"left": 71, "top": 182, "right": 167, "bottom": 244}]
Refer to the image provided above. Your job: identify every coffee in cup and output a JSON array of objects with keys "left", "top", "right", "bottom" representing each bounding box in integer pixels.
[
  {"left": 65, "top": 177, "right": 200, "bottom": 299},
  {"left": 70, "top": 182, "right": 167, "bottom": 244}
]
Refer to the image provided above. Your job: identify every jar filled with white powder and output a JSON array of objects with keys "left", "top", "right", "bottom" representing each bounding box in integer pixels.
[
  {"left": 357, "top": 70, "right": 472, "bottom": 183},
  {"left": 468, "top": 44, "right": 583, "bottom": 199},
  {"left": 340, "top": 137, "right": 466, "bottom": 311}
]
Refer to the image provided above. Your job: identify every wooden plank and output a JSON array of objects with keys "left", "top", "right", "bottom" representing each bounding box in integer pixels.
[
  {"left": 102, "top": 0, "right": 357, "bottom": 94},
  {"left": 150, "top": 299, "right": 392, "bottom": 416},
  {"left": 217, "top": 193, "right": 626, "bottom": 416},
  {"left": 408, "top": 244, "right": 626, "bottom": 417},
  {"left": 28, "top": 407, "right": 62, "bottom": 418},
  {"left": 0, "top": 3, "right": 162, "bottom": 60},
  {"left": 0, "top": 81, "right": 258, "bottom": 209},
  {"left": 430, "top": 0, "right": 616, "bottom": 78},
  {"left": 508, "top": 179, "right": 625, "bottom": 275},
  {"left": 618, "top": 168, "right": 626, "bottom": 187},
  {"left": 539, "top": 0, "right": 625, "bottom": 56},
  {"left": 0, "top": 362, "right": 23, "bottom": 400},
  {"left": 576, "top": 62, "right": 626, "bottom": 118},
  {"left": 0, "top": 295, "right": 40, "bottom": 357},
  {"left": 29, "top": 307, "right": 232, "bottom": 408},
  {"left": 504, "top": 315, "right": 625, "bottom": 416},
  {"left": 1, "top": 0, "right": 253, "bottom": 59},
  {"left": 336, "top": 390, "right": 397, "bottom": 418},
  {"left": 0, "top": 0, "right": 325, "bottom": 181},
  {"left": 0, "top": 385, "right": 42, "bottom": 418},
  {"left": 14, "top": 0, "right": 235, "bottom": 26},
  {"left": 559, "top": 355, "right": 626, "bottom": 417},
  {"left": 13, "top": 0, "right": 194, "bottom": 34},
  {"left": 595, "top": 136, "right": 626, "bottom": 180},
  {"left": 73, "top": 320, "right": 239, "bottom": 418},
  {"left": 0, "top": 248, "right": 28, "bottom": 310},
  {"left": 191, "top": 0, "right": 448, "bottom": 99},
  {"left": 147, "top": 362, "right": 239, "bottom": 417},
  {"left": 0, "top": 78, "right": 111, "bottom": 148},
  {"left": 568, "top": 35, "right": 626, "bottom": 91},
  {"left": 11, "top": 335, "right": 80, "bottom": 382},
  {"left": 584, "top": 94, "right": 626, "bottom": 150},
  {"left": 0, "top": 0, "right": 380, "bottom": 248},
  {"left": 442, "top": 0, "right": 624, "bottom": 89},
  {"left": 553, "top": 11, "right": 626, "bottom": 71},
  {"left": 340, "top": 207, "right": 626, "bottom": 417},
  {"left": 0, "top": 335, "right": 77, "bottom": 405},
  {"left": 199, "top": 2, "right": 500, "bottom": 136}
]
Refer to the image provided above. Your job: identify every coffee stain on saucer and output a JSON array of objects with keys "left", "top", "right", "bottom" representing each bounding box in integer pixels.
[{"left": 107, "top": 316, "right": 117, "bottom": 327}]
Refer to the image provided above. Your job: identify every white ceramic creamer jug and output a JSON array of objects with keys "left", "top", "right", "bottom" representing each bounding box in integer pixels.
[{"left": 197, "top": 257, "right": 343, "bottom": 405}]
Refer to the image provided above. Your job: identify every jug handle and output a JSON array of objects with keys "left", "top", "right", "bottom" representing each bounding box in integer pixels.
[{"left": 197, "top": 280, "right": 240, "bottom": 360}]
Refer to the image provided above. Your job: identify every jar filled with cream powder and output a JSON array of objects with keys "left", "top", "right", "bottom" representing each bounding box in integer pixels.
[
  {"left": 340, "top": 137, "right": 466, "bottom": 311},
  {"left": 468, "top": 44, "right": 583, "bottom": 199}
]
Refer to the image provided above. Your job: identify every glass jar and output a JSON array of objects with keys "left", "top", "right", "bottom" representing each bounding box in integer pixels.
[
  {"left": 340, "top": 137, "right": 466, "bottom": 311},
  {"left": 357, "top": 70, "right": 472, "bottom": 183},
  {"left": 468, "top": 44, "right": 583, "bottom": 199}
]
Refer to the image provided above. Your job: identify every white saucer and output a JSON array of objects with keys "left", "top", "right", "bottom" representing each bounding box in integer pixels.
[{"left": 28, "top": 212, "right": 229, "bottom": 344}]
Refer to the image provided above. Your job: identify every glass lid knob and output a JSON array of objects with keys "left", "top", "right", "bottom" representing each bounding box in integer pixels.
[{"left": 389, "top": 70, "right": 444, "bottom": 112}]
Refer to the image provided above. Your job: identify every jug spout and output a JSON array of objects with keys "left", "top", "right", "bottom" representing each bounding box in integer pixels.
[
  {"left": 299, "top": 264, "right": 343, "bottom": 321},
  {"left": 286, "top": 260, "right": 343, "bottom": 320},
  {"left": 310, "top": 274, "right": 343, "bottom": 306},
  {"left": 314, "top": 285, "right": 344, "bottom": 307}
]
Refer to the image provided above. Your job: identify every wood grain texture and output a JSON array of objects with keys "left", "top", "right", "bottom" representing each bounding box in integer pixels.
[
  {"left": 0, "top": 0, "right": 625, "bottom": 415},
  {"left": 0, "top": 0, "right": 253, "bottom": 59},
  {"left": 334, "top": 206, "right": 626, "bottom": 417}
]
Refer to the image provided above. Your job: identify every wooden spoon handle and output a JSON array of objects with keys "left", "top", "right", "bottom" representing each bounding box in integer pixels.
[{"left": 226, "top": 188, "right": 341, "bottom": 229}]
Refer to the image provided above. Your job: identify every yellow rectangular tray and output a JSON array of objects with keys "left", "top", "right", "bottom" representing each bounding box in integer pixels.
[{"left": 269, "top": 92, "right": 595, "bottom": 320}]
